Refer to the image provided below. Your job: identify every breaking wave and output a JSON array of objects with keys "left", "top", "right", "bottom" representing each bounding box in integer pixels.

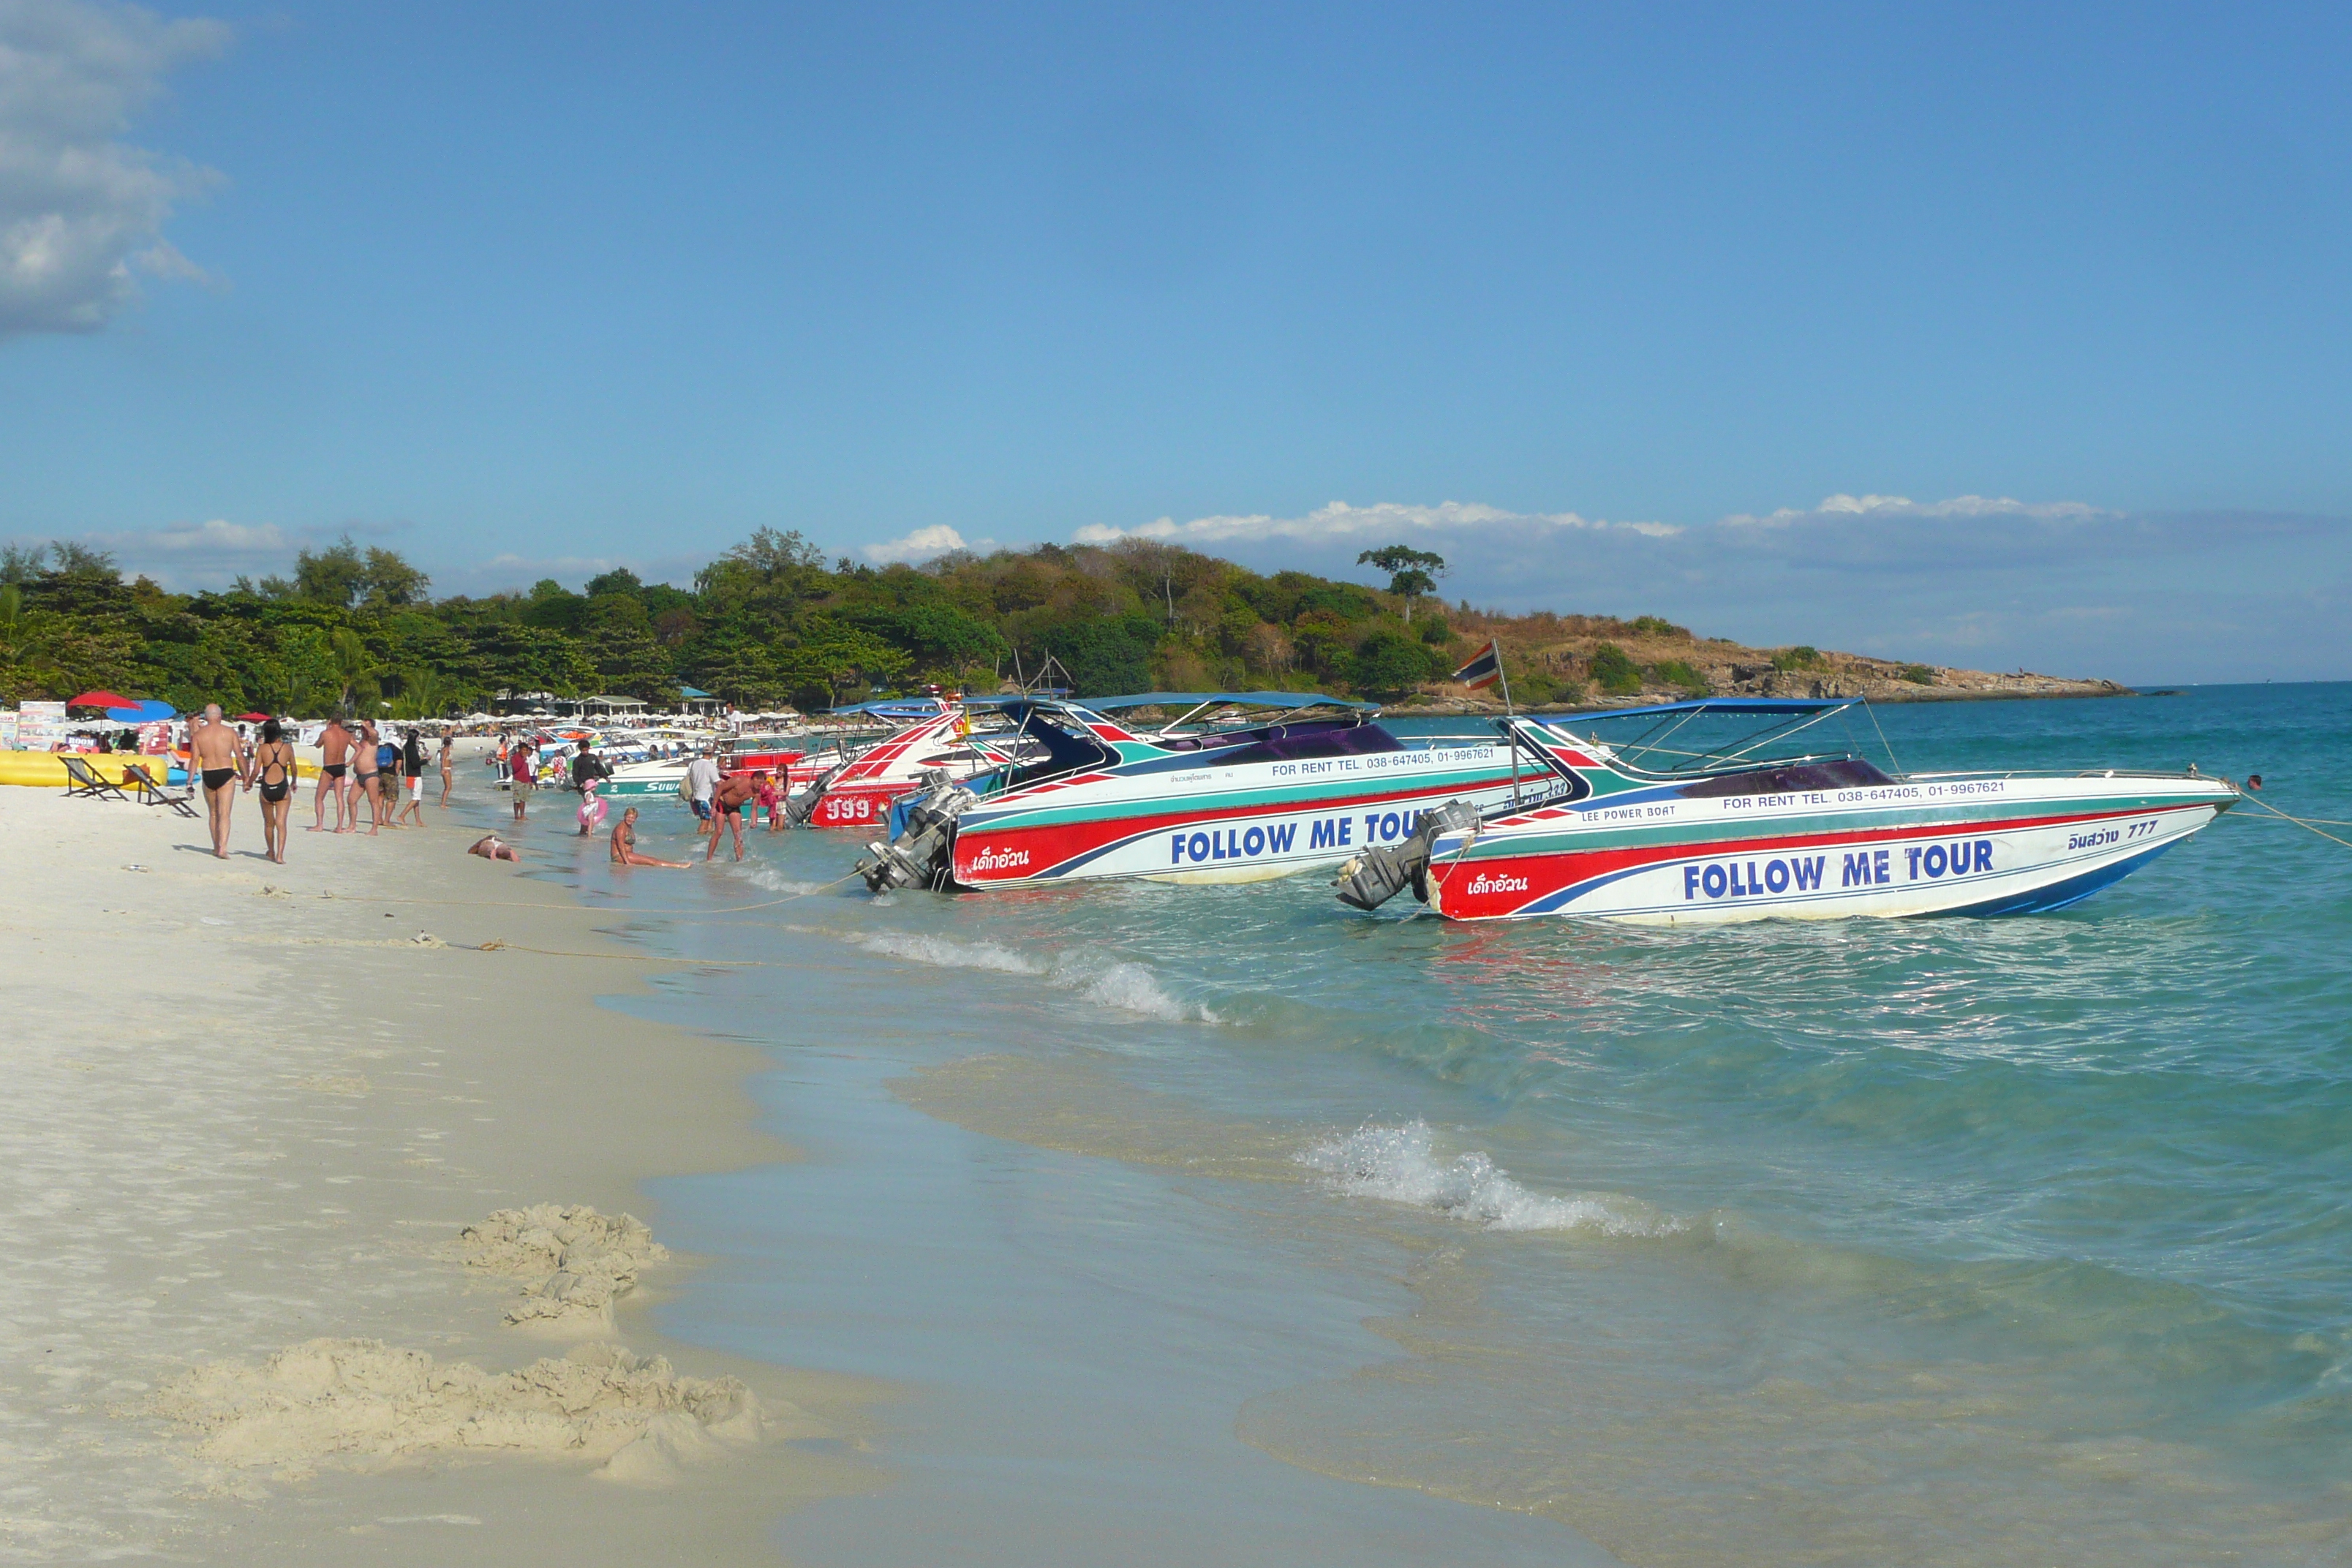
[
  {"left": 853, "top": 932, "right": 1042, "bottom": 976},
  {"left": 1298, "top": 1121, "right": 1680, "bottom": 1236},
  {"left": 847, "top": 932, "right": 1216, "bottom": 1023}
]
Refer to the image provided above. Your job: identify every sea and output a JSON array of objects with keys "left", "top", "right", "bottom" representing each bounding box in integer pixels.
[{"left": 521, "top": 682, "right": 2352, "bottom": 1566}]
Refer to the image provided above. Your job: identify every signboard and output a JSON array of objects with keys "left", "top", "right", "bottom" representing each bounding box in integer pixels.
[
  {"left": 15, "top": 701, "right": 65, "bottom": 751},
  {"left": 0, "top": 712, "right": 16, "bottom": 750},
  {"left": 138, "top": 721, "right": 173, "bottom": 755}
]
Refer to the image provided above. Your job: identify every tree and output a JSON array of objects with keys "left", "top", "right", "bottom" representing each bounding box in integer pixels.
[
  {"left": 1349, "top": 628, "right": 1445, "bottom": 697},
  {"left": 361, "top": 546, "right": 431, "bottom": 607},
  {"left": 294, "top": 538, "right": 369, "bottom": 607},
  {"left": 1356, "top": 545, "right": 1447, "bottom": 624},
  {"left": 1, "top": 543, "right": 48, "bottom": 584}
]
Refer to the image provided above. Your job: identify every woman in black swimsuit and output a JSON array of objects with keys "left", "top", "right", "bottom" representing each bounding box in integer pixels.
[{"left": 246, "top": 718, "right": 298, "bottom": 864}]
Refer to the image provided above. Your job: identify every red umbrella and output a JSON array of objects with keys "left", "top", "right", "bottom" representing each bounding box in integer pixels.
[
  {"left": 67, "top": 690, "right": 136, "bottom": 709},
  {"left": 238, "top": 712, "right": 271, "bottom": 723}
]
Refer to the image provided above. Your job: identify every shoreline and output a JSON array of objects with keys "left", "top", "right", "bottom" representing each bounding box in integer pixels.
[{"left": 0, "top": 761, "right": 879, "bottom": 1563}]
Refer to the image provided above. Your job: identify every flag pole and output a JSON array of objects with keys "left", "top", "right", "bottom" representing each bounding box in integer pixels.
[{"left": 1497, "top": 639, "right": 1520, "bottom": 806}]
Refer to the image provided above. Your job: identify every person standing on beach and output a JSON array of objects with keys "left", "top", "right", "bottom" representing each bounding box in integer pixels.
[
  {"left": 704, "top": 769, "right": 763, "bottom": 862},
  {"left": 353, "top": 718, "right": 387, "bottom": 834},
  {"left": 312, "top": 717, "right": 354, "bottom": 832},
  {"left": 438, "top": 730, "right": 455, "bottom": 805},
  {"left": 187, "top": 703, "right": 243, "bottom": 859},
  {"left": 245, "top": 718, "right": 298, "bottom": 864},
  {"left": 510, "top": 737, "right": 536, "bottom": 822},
  {"left": 396, "top": 728, "right": 427, "bottom": 826}
]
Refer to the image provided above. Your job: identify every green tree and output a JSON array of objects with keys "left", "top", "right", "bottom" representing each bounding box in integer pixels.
[
  {"left": 1356, "top": 545, "right": 1447, "bottom": 624},
  {"left": 1350, "top": 628, "right": 1444, "bottom": 697},
  {"left": 294, "top": 538, "right": 369, "bottom": 607},
  {"left": 361, "top": 546, "right": 431, "bottom": 607}
]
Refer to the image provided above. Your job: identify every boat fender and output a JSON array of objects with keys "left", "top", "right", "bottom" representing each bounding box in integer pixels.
[{"left": 1334, "top": 798, "right": 1480, "bottom": 912}]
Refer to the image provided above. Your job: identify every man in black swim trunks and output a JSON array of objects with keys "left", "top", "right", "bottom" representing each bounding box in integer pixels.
[
  {"left": 187, "top": 702, "right": 243, "bottom": 859},
  {"left": 312, "top": 717, "right": 354, "bottom": 832},
  {"left": 704, "top": 769, "right": 764, "bottom": 862}
]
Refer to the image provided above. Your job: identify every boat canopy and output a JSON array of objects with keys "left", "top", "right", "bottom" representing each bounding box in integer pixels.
[{"left": 1529, "top": 693, "right": 1886, "bottom": 779}]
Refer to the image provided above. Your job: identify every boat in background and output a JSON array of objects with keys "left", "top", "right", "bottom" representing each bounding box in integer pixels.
[
  {"left": 788, "top": 703, "right": 1033, "bottom": 829},
  {"left": 861, "top": 692, "right": 1572, "bottom": 892},
  {"left": 1338, "top": 697, "right": 2239, "bottom": 924}
]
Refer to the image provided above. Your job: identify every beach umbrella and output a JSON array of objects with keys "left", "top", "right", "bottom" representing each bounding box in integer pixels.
[
  {"left": 67, "top": 689, "right": 136, "bottom": 709},
  {"left": 236, "top": 711, "right": 270, "bottom": 723},
  {"left": 105, "top": 698, "right": 179, "bottom": 723}
]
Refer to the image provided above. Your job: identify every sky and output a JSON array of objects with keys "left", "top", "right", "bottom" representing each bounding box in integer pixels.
[{"left": 1, "top": 0, "right": 2348, "bottom": 682}]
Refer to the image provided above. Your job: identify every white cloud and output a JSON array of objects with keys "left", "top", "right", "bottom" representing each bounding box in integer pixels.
[
  {"left": 146, "top": 516, "right": 284, "bottom": 551},
  {"left": 1722, "top": 493, "right": 2116, "bottom": 529},
  {"left": 1074, "top": 498, "right": 1682, "bottom": 549},
  {"left": 0, "top": 0, "right": 231, "bottom": 338},
  {"left": 862, "top": 524, "right": 969, "bottom": 563}
]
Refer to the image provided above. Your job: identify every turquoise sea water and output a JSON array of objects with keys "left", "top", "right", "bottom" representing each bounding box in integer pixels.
[{"left": 521, "top": 685, "right": 2352, "bottom": 1565}]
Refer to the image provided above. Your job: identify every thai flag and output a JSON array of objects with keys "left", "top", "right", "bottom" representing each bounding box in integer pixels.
[{"left": 1450, "top": 639, "right": 1504, "bottom": 690}]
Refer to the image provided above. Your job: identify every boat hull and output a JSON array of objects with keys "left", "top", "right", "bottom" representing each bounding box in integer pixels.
[
  {"left": 949, "top": 743, "right": 1558, "bottom": 889},
  {"left": 1426, "top": 776, "right": 2236, "bottom": 924}
]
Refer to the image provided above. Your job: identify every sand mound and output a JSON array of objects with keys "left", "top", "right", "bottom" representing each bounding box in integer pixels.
[
  {"left": 458, "top": 1204, "right": 668, "bottom": 1330},
  {"left": 151, "top": 1338, "right": 761, "bottom": 1484}
]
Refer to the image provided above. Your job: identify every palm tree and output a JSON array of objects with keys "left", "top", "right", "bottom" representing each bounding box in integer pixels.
[{"left": 329, "top": 627, "right": 374, "bottom": 714}]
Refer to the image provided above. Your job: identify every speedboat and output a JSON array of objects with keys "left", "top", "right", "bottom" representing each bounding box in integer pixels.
[
  {"left": 1338, "top": 697, "right": 2239, "bottom": 924},
  {"left": 859, "top": 692, "right": 1574, "bottom": 892},
  {"left": 784, "top": 704, "right": 1033, "bottom": 829}
]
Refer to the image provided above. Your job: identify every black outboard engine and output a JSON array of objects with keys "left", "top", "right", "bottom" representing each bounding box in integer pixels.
[
  {"left": 783, "top": 761, "right": 848, "bottom": 826},
  {"left": 1333, "top": 798, "right": 1480, "bottom": 911},
  {"left": 856, "top": 770, "right": 978, "bottom": 893}
]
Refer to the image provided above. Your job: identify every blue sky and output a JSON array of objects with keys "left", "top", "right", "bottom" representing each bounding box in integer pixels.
[{"left": 2, "top": 1, "right": 2348, "bottom": 680}]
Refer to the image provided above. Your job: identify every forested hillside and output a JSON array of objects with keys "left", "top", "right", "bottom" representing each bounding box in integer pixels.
[{"left": 0, "top": 529, "right": 2118, "bottom": 717}]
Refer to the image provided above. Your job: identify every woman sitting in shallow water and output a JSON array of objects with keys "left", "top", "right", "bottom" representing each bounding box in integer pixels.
[{"left": 610, "top": 807, "right": 690, "bottom": 868}]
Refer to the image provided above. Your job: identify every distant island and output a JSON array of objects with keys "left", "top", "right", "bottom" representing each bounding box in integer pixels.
[{"left": 0, "top": 530, "right": 2126, "bottom": 717}]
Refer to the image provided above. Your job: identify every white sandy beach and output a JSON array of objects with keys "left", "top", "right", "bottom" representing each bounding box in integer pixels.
[{"left": 0, "top": 767, "right": 880, "bottom": 1564}]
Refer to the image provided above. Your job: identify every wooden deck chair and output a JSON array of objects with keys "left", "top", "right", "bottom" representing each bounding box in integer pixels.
[
  {"left": 122, "top": 761, "right": 199, "bottom": 818},
  {"left": 61, "top": 754, "right": 132, "bottom": 802}
]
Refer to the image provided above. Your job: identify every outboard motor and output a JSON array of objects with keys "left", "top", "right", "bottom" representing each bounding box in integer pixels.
[
  {"left": 857, "top": 770, "right": 977, "bottom": 893},
  {"left": 1333, "top": 798, "right": 1480, "bottom": 911},
  {"left": 783, "top": 761, "right": 848, "bottom": 826}
]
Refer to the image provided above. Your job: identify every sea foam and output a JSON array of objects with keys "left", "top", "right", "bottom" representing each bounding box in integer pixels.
[
  {"left": 1299, "top": 1120, "right": 1679, "bottom": 1236},
  {"left": 848, "top": 932, "right": 1216, "bottom": 1022}
]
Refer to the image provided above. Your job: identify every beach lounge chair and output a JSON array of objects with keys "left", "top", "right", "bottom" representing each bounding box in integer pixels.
[
  {"left": 61, "top": 755, "right": 132, "bottom": 802},
  {"left": 122, "top": 761, "right": 198, "bottom": 818}
]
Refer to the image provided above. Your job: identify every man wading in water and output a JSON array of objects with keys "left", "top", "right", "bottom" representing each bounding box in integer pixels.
[
  {"left": 704, "top": 770, "right": 764, "bottom": 862},
  {"left": 187, "top": 703, "right": 244, "bottom": 859}
]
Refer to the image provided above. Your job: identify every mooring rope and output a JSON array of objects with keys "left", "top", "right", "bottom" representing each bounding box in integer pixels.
[{"left": 2237, "top": 796, "right": 2352, "bottom": 851}]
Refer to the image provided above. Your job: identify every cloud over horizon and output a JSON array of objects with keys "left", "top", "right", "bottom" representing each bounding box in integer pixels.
[{"left": 0, "top": 0, "right": 230, "bottom": 338}]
